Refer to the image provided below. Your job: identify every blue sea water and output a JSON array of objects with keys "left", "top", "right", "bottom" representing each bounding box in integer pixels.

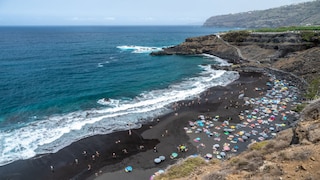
[{"left": 0, "top": 26, "right": 239, "bottom": 166}]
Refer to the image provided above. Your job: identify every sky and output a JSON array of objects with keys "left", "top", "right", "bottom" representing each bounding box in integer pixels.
[{"left": 0, "top": 0, "right": 315, "bottom": 26}]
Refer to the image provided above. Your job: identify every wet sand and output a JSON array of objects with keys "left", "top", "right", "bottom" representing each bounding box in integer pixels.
[{"left": 0, "top": 72, "right": 299, "bottom": 180}]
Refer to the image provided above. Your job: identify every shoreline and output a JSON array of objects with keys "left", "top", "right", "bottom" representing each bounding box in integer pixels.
[{"left": 0, "top": 71, "right": 302, "bottom": 180}]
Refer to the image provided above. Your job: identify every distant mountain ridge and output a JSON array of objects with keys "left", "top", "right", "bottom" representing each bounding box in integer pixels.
[{"left": 203, "top": 0, "right": 320, "bottom": 28}]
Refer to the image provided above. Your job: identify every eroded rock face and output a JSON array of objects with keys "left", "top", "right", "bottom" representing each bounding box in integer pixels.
[
  {"left": 301, "top": 99, "right": 320, "bottom": 122},
  {"left": 151, "top": 34, "right": 241, "bottom": 63},
  {"left": 151, "top": 32, "right": 319, "bottom": 66},
  {"left": 294, "top": 99, "right": 320, "bottom": 144}
]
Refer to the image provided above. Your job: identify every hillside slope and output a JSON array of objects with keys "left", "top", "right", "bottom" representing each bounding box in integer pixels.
[{"left": 203, "top": 0, "right": 320, "bottom": 28}]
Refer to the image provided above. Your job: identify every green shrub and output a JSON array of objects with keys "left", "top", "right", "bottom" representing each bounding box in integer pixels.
[
  {"left": 292, "top": 103, "right": 307, "bottom": 112},
  {"left": 305, "top": 77, "right": 320, "bottom": 100},
  {"left": 222, "top": 30, "right": 250, "bottom": 42},
  {"left": 301, "top": 31, "right": 317, "bottom": 42},
  {"left": 249, "top": 141, "right": 269, "bottom": 151},
  {"left": 253, "top": 26, "right": 320, "bottom": 32}
]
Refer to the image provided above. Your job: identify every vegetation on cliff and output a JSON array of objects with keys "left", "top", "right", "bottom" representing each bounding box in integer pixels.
[{"left": 203, "top": 0, "right": 320, "bottom": 28}]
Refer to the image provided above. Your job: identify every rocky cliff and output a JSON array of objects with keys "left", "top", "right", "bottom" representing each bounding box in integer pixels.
[{"left": 151, "top": 31, "right": 320, "bottom": 84}]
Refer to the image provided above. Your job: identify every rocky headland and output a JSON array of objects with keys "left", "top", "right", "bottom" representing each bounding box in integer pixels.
[
  {"left": 151, "top": 30, "right": 320, "bottom": 82},
  {"left": 151, "top": 30, "right": 320, "bottom": 180}
]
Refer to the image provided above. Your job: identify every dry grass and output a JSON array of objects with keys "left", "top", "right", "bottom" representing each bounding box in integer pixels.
[
  {"left": 231, "top": 150, "right": 264, "bottom": 172},
  {"left": 279, "top": 149, "right": 312, "bottom": 161},
  {"left": 203, "top": 171, "right": 228, "bottom": 180},
  {"left": 248, "top": 141, "right": 269, "bottom": 151},
  {"left": 154, "top": 157, "right": 206, "bottom": 180}
]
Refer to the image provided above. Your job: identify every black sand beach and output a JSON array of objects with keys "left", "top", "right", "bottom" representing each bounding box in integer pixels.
[{"left": 0, "top": 71, "right": 301, "bottom": 180}]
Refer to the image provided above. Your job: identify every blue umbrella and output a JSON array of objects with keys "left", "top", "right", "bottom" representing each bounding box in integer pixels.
[
  {"left": 171, "top": 152, "right": 178, "bottom": 159},
  {"left": 125, "top": 166, "right": 133, "bottom": 172},
  {"left": 159, "top": 156, "right": 165, "bottom": 161},
  {"left": 154, "top": 158, "right": 161, "bottom": 164},
  {"left": 220, "top": 152, "right": 226, "bottom": 157}
]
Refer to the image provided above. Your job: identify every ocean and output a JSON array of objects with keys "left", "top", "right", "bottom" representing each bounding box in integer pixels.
[{"left": 0, "top": 26, "right": 239, "bottom": 166}]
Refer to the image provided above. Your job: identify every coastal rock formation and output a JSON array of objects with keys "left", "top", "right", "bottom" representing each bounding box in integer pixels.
[
  {"left": 151, "top": 35, "right": 240, "bottom": 63},
  {"left": 152, "top": 31, "right": 320, "bottom": 84}
]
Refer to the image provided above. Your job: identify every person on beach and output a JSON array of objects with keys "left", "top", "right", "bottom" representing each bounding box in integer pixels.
[
  {"left": 50, "top": 165, "right": 54, "bottom": 173},
  {"left": 83, "top": 150, "right": 87, "bottom": 159},
  {"left": 75, "top": 158, "right": 79, "bottom": 165},
  {"left": 112, "top": 152, "right": 117, "bottom": 158},
  {"left": 122, "top": 148, "right": 128, "bottom": 154},
  {"left": 95, "top": 151, "right": 100, "bottom": 157},
  {"left": 153, "top": 146, "right": 158, "bottom": 153}
]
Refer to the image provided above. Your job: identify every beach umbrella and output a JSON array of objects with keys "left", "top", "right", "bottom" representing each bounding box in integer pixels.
[
  {"left": 220, "top": 152, "right": 226, "bottom": 157},
  {"left": 125, "top": 166, "right": 133, "bottom": 172},
  {"left": 216, "top": 155, "right": 222, "bottom": 159},
  {"left": 223, "top": 146, "right": 230, "bottom": 151},
  {"left": 245, "top": 133, "right": 251, "bottom": 137},
  {"left": 150, "top": 175, "right": 155, "bottom": 180},
  {"left": 171, "top": 152, "right": 178, "bottom": 159},
  {"left": 270, "top": 115, "right": 275, "bottom": 121},
  {"left": 154, "top": 158, "right": 161, "bottom": 164},
  {"left": 234, "top": 145, "right": 239, "bottom": 150},
  {"left": 159, "top": 156, "right": 165, "bottom": 161},
  {"left": 205, "top": 153, "right": 213, "bottom": 159},
  {"left": 194, "top": 137, "right": 201, "bottom": 142},
  {"left": 242, "top": 135, "right": 248, "bottom": 140},
  {"left": 224, "top": 128, "right": 233, "bottom": 132},
  {"left": 224, "top": 131, "right": 230, "bottom": 135},
  {"left": 158, "top": 169, "right": 165, "bottom": 174},
  {"left": 213, "top": 144, "right": 220, "bottom": 149}
]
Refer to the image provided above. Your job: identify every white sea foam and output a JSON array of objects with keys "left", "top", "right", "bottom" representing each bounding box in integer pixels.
[
  {"left": 0, "top": 65, "right": 239, "bottom": 166},
  {"left": 117, "top": 45, "right": 163, "bottom": 53},
  {"left": 202, "top": 54, "right": 232, "bottom": 66}
]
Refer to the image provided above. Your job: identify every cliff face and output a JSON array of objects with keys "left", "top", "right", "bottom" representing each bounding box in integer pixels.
[
  {"left": 203, "top": 0, "right": 320, "bottom": 28},
  {"left": 152, "top": 31, "right": 320, "bottom": 84}
]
